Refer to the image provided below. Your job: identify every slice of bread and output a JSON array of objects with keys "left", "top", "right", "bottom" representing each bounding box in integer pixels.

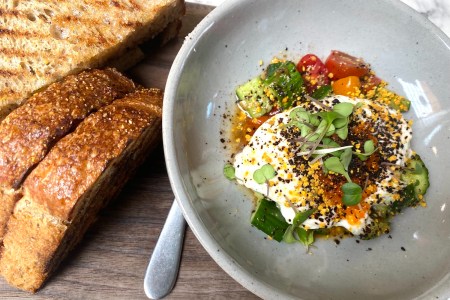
[
  {"left": 0, "top": 68, "right": 137, "bottom": 242},
  {"left": 0, "top": 0, "right": 185, "bottom": 119},
  {"left": 0, "top": 88, "right": 163, "bottom": 292}
]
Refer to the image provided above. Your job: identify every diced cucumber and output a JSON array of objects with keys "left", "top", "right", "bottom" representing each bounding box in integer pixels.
[
  {"left": 236, "top": 77, "right": 272, "bottom": 118},
  {"left": 390, "top": 183, "right": 418, "bottom": 213},
  {"left": 370, "top": 86, "right": 411, "bottom": 112},
  {"left": 360, "top": 217, "right": 391, "bottom": 240},
  {"left": 390, "top": 155, "right": 429, "bottom": 213},
  {"left": 389, "top": 97, "right": 411, "bottom": 112},
  {"left": 311, "top": 85, "right": 332, "bottom": 100},
  {"left": 251, "top": 198, "right": 289, "bottom": 242},
  {"left": 401, "top": 154, "right": 429, "bottom": 196},
  {"left": 263, "top": 61, "right": 304, "bottom": 110}
]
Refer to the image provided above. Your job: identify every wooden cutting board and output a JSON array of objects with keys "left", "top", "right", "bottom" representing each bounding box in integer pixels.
[{"left": 0, "top": 3, "right": 260, "bottom": 300}]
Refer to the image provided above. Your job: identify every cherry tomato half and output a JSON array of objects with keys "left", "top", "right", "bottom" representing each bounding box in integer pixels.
[
  {"left": 332, "top": 76, "right": 361, "bottom": 96},
  {"left": 296, "top": 54, "right": 330, "bottom": 93},
  {"left": 325, "top": 50, "right": 370, "bottom": 80},
  {"left": 361, "top": 74, "right": 382, "bottom": 93}
]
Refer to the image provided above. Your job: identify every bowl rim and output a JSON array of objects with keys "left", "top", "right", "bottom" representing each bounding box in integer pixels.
[{"left": 162, "top": 0, "right": 450, "bottom": 298}]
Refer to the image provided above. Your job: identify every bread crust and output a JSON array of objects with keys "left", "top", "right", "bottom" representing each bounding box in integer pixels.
[
  {"left": 0, "top": 68, "right": 136, "bottom": 241},
  {"left": 0, "top": 88, "right": 163, "bottom": 292},
  {"left": 0, "top": 0, "right": 185, "bottom": 119}
]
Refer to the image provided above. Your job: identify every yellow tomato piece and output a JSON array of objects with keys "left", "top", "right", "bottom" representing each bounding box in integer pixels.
[{"left": 332, "top": 76, "right": 361, "bottom": 96}]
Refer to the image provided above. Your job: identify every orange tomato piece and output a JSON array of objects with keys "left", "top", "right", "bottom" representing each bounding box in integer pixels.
[{"left": 332, "top": 76, "right": 361, "bottom": 96}]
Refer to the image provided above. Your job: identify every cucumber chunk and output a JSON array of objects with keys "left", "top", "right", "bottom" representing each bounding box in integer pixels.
[
  {"left": 251, "top": 198, "right": 289, "bottom": 242},
  {"left": 401, "top": 154, "right": 429, "bottom": 196},
  {"left": 391, "top": 154, "right": 430, "bottom": 213},
  {"left": 264, "top": 61, "right": 304, "bottom": 109},
  {"left": 236, "top": 77, "right": 272, "bottom": 118},
  {"left": 311, "top": 85, "right": 332, "bottom": 100}
]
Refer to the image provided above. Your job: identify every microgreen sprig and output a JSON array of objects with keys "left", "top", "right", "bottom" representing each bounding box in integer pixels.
[
  {"left": 253, "top": 163, "right": 277, "bottom": 184},
  {"left": 223, "top": 163, "right": 236, "bottom": 180},
  {"left": 354, "top": 140, "right": 378, "bottom": 161},
  {"left": 341, "top": 182, "right": 363, "bottom": 206},
  {"left": 282, "top": 208, "right": 317, "bottom": 249},
  {"left": 288, "top": 102, "right": 354, "bottom": 159},
  {"left": 287, "top": 100, "right": 372, "bottom": 206},
  {"left": 323, "top": 156, "right": 352, "bottom": 183},
  {"left": 253, "top": 163, "right": 277, "bottom": 197}
]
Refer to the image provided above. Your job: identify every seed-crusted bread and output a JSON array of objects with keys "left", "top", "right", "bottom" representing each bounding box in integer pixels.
[
  {"left": 0, "top": 68, "right": 137, "bottom": 243},
  {"left": 0, "top": 88, "right": 163, "bottom": 292},
  {"left": 0, "top": 0, "right": 185, "bottom": 118}
]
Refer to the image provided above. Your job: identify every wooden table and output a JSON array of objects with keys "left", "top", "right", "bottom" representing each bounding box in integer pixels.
[{"left": 0, "top": 3, "right": 260, "bottom": 300}]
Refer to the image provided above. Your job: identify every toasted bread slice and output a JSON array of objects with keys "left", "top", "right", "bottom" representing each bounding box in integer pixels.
[
  {"left": 0, "top": 68, "right": 137, "bottom": 242},
  {"left": 0, "top": 0, "right": 184, "bottom": 118},
  {"left": 0, "top": 88, "right": 163, "bottom": 292}
]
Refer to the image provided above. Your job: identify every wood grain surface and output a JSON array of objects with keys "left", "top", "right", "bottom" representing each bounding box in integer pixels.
[{"left": 0, "top": 3, "right": 260, "bottom": 300}]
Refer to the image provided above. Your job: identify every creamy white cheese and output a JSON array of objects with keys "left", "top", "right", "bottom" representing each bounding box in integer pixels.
[{"left": 233, "top": 96, "right": 412, "bottom": 236}]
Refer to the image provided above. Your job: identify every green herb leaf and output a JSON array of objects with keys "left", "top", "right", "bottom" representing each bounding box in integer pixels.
[
  {"left": 341, "top": 182, "right": 363, "bottom": 206},
  {"left": 322, "top": 138, "right": 343, "bottom": 157},
  {"left": 253, "top": 163, "right": 276, "bottom": 184},
  {"left": 335, "top": 126, "right": 349, "bottom": 140},
  {"left": 317, "top": 111, "right": 342, "bottom": 124},
  {"left": 355, "top": 140, "right": 378, "bottom": 161},
  {"left": 315, "top": 119, "right": 328, "bottom": 135},
  {"left": 223, "top": 163, "right": 236, "bottom": 180},
  {"left": 332, "top": 102, "right": 354, "bottom": 117},
  {"left": 282, "top": 225, "right": 297, "bottom": 244},
  {"left": 325, "top": 123, "right": 335, "bottom": 136},
  {"left": 309, "top": 114, "right": 320, "bottom": 126},
  {"left": 333, "top": 117, "right": 348, "bottom": 129},
  {"left": 340, "top": 148, "right": 353, "bottom": 171},
  {"left": 296, "top": 227, "right": 315, "bottom": 247},
  {"left": 290, "top": 107, "right": 310, "bottom": 122},
  {"left": 292, "top": 208, "right": 317, "bottom": 227},
  {"left": 282, "top": 208, "right": 317, "bottom": 246},
  {"left": 364, "top": 140, "right": 375, "bottom": 153},
  {"left": 323, "top": 157, "right": 351, "bottom": 182}
]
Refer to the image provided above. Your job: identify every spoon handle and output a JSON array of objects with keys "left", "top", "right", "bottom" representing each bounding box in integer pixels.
[{"left": 144, "top": 200, "right": 186, "bottom": 299}]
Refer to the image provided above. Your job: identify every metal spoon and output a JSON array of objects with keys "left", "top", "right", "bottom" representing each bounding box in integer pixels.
[{"left": 144, "top": 200, "right": 186, "bottom": 299}]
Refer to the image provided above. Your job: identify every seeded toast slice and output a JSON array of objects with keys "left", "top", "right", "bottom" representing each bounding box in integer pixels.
[
  {"left": 0, "top": 88, "right": 163, "bottom": 292},
  {"left": 0, "top": 68, "right": 137, "bottom": 243},
  {"left": 0, "top": 0, "right": 184, "bottom": 118}
]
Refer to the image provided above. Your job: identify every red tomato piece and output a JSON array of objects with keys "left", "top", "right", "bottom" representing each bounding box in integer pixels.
[
  {"left": 325, "top": 50, "right": 371, "bottom": 80},
  {"left": 361, "top": 74, "right": 382, "bottom": 93},
  {"left": 296, "top": 54, "right": 330, "bottom": 93}
]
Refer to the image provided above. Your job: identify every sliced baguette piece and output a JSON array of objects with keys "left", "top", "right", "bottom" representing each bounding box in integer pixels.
[
  {"left": 0, "top": 0, "right": 185, "bottom": 119},
  {"left": 0, "top": 88, "right": 163, "bottom": 292},
  {"left": 0, "top": 68, "right": 137, "bottom": 242}
]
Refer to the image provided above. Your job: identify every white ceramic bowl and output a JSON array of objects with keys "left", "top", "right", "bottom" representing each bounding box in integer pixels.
[{"left": 163, "top": 0, "right": 450, "bottom": 298}]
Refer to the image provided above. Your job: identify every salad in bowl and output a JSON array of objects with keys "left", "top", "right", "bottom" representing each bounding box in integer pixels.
[{"left": 224, "top": 50, "right": 429, "bottom": 248}]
